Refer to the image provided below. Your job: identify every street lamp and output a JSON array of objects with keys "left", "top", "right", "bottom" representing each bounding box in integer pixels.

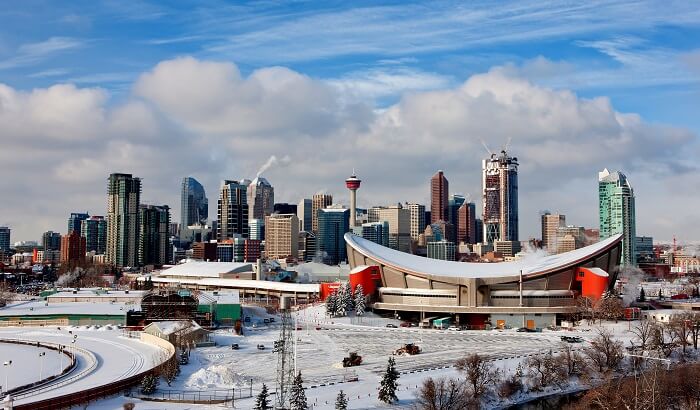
[
  {"left": 38, "top": 352, "right": 46, "bottom": 381},
  {"left": 3, "top": 361, "right": 12, "bottom": 393},
  {"left": 58, "top": 345, "right": 64, "bottom": 376}
]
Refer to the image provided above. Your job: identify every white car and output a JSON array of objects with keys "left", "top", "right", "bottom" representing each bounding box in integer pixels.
[{"left": 447, "top": 326, "right": 461, "bottom": 331}]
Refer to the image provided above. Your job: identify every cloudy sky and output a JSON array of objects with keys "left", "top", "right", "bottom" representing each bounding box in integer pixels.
[{"left": 1, "top": 1, "right": 699, "bottom": 243}]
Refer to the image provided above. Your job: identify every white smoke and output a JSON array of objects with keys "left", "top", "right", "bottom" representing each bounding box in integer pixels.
[
  {"left": 618, "top": 265, "right": 644, "bottom": 306},
  {"left": 256, "top": 155, "right": 291, "bottom": 177}
]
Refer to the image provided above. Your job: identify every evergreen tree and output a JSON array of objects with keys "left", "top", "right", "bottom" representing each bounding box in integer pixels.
[
  {"left": 354, "top": 285, "right": 366, "bottom": 316},
  {"left": 378, "top": 356, "right": 399, "bottom": 404},
  {"left": 335, "top": 286, "right": 348, "bottom": 317},
  {"left": 639, "top": 287, "right": 646, "bottom": 302},
  {"left": 658, "top": 288, "right": 663, "bottom": 300},
  {"left": 343, "top": 282, "right": 354, "bottom": 312},
  {"left": 255, "top": 383, "right": 271, "bottom": 410},
  {"left": 335, "top": 389, "right": 348, "bottom": 410},
  {"left": 326, "top": 292, "right": 337, "bottom": 317},
  {"left": 290, "top": 371, "right": 308, "bottom": 410},
  {"left": 140, "top": 374, "right": 158, "bottom": 394}
]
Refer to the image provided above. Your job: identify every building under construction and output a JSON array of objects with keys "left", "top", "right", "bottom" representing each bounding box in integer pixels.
[
  {"left": 139, "top": 289, "right": 199, "bottom": 323},
  {"left": 482, "top": 150, "right": 519, "bottom": 244}
]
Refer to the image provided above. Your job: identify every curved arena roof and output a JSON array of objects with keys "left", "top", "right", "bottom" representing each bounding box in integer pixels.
[{"left": 344, "top": 233, "right": 623, "bottom": 279}]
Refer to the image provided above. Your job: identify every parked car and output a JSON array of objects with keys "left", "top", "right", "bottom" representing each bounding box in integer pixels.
[
  {"left": 385, "top": 323, "right": 398, "bottom": 328},
  {"left": 400, "top": 322, "right": 411, "bottom": 328},
  {"left": 447, "top": 326, "right": 461, "bottom": 331},
  {"left": 269, "top": 317, "right": 275, "bottom": 322},
  {"left": 231, "top": 343, "right": 239, "bottom": 350},
  {"left": 263, "top": 318, "right": 270, "bottom": 324},
  {"left": 244, "top": 316, "right": 251, "bottom": 322},
  {"left": 257, "top": 344, "right": 265, "bottom": 350}
]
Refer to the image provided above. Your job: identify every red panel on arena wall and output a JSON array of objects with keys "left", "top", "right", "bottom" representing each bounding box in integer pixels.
[
  {"left": 320, "top": 282, "right": 342, "bottom": 300},
  {"left": 575, "top": 267, "right": 609, "bottom": 300},
  {"left": 349, "top": 265, "right": 378, "bottom": 296}
]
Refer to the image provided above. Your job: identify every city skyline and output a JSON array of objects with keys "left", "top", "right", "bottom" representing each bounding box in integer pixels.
[{"left": 1, "top": 2, "right": 699, "bottom": 243}]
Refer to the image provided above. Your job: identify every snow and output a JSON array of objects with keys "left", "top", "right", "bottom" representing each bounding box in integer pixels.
[
  {"left": 0, "top": 326, "right": 166, "bottom": 406},
  {"left": 0, "top": 300, "right": 137, "bottom": 316},
  {"left": 345, "top": 232, "right": 622, "bottom": 278},
  {"left": 150, "top": 276, "right": 321, "bottom": 293},
  {"left": 0, "top": 343, "right": 58, "bottom": 390},
  {"left": 157, "top": 261, "right": 253, "bottom": 278}
]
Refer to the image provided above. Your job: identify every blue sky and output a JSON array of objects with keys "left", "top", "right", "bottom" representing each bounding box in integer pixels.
[
  {"left": 1, "top": 1, "right": 699, "bottom": 242},
  {"left": 2, "top": 1, "right": 698, "bottom": 129}
]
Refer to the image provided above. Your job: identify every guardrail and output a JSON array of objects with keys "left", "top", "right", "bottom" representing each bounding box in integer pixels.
[
  {"left": 0, "top": 338, "right": 76, "bottom": 397},
  {"left": 12, "top": 334, "right": 175, "bottom": 410}
]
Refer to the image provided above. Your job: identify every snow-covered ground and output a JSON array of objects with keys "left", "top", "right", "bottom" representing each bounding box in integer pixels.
[
  {"left": 0, "top": 343, "right": 58, "bottom": 391},
  {"left": 0, "top": 325, "right": 166, "bottom": 406}
]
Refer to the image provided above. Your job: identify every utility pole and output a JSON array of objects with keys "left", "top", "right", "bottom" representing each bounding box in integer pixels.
[{"left": 274, "top": 297, "right": 295, "bottom": 409}]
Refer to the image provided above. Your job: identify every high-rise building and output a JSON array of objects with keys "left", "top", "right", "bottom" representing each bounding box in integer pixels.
[
  {"left": 244, "top": 239, "right": 262, "bottom": 263},
  {"left": 60, "top": 231, "right": 86, "bottom": 267},
  {"left": 367, "top": 205, "right": 411, "bottom": 252},
  {"left": 556, "top": 225, "right": 585, "bottom": 254},
  {"left": 635, "top": 236, "right": 654, "bottom": 263},
  {"left": 192, "top": 242, "right": 217, "bottom": 261},
  {"left": 274, "top": 203, "right": 297, "bottom": 215},
  {"left": 405, "top": 203, "right": 426, "bottom": 243},
  {"left": 447, "top": 194, "right": 465, "bottom": 240},
  {"left": 317, "top": 208, "right": 350, "bottom": 265},
  {"left": 427, "top": 240, "right": 455, "bottom": 261},
  {"left": 475, "top": 219, "right": 483, "bottom": 244},
  {"left": 361, "top": 221, "right": 390, "bottom": 247},
  {"left": 430, "top": 171, "right": 449, "bottom": 224},
  {"left": 217, "top": 241, "right": 234, "bottom": 262},
  {"left": 457, "top": 202, "right": 477, "bottom": 244},
  {"left": 42, "top": 231, "right": 62, "bottom": 251},
  {"left": 248, "top": 177, "right": 274, "bottom": 220},
  {"left": 0, "top": 227, "right": 10, "bottom": 253},
  {"left": 265, "top": 214, "right": 299, "bottom": 261},
  {"left": 599, "top": 168, "right": 636, "bottom": 266},
  {"left": 106, "top": 173, "right": 141, "bottom": 267},
  {"left": 345, "top": 172, "right": 361, "bottom": 228},
  {"left": 541, "top": 212, "right": 566, "bottom": 252},
  {"left": 67, "top": 213, "right": 90, "bottom": 235},
  {"left": 298, "top": 231, "right": 316, "bottom": 262},
  {"left": 81, "top": 216, "right": 107, "bottom": 254},
  {"left": 297, "top": 199, "right": 312, "bottom": 232},
  {"left": 249, "top": 219, "right": 264, "bottom": 241},
  {"left": 180, "top": 177, "right": 208, "bottom": 236},
  {"left": 217, "top": 180, "right": 249, "bottom": 241},
  {"left": 482, "top": 150, "right": 519, "bottom": 244},
  {"left": 233, "top": 237, "right": 246, "bottom": 262},
  {"left": 312, "top": 194, "right": 333, "bottom": 233},
  {"left": 139, "top": 205, "right": 171, "bottom": 266},
  {"left": 494, "top": 240, "right": 521, "bottom": 258}
]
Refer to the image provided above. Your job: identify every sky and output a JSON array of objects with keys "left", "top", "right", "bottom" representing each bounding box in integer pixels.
[{"left": 0, "top": 0, "right": 699, "bottom": 243}]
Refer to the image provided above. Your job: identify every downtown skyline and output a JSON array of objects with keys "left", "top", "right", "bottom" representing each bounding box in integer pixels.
[{"left": 1, "top": 1, "right": 699, "bottom": 242}]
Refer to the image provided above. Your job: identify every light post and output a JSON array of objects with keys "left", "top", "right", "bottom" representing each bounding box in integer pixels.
[
  {"left": 3, "top": 360, "right": 12, "bottom": 393},
  {"left": 38, "top": 351, "right": 46, "bottom": 381},
  {"left": 58, "top": 345, "right": 64, "bottom": 376}
]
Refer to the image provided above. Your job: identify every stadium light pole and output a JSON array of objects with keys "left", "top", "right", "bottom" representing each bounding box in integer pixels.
[
  {"left": 3, "top": 360, "right": 12, "bottom": 393},
  {"left": 38, "top": 351, "right": 46, "bottom": 381}
]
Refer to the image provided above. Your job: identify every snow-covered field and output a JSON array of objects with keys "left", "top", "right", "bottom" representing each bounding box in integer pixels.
[
  {"left": 0, "top": 343, "right": 58, "bottom": 391},
  {"left": 0, "top": 326, "right": 166, "bottom": 406}
]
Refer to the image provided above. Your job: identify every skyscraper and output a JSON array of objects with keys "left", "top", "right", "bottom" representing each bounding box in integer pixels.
[
  {"left": 361, "top": 221, "right": 389, "bottom": 247},
  {"left": 427, "top": 240, "right": 456, "bottom": 261},
  {"left": 81, "top": 216, "right": 107, "bottom": 254},
  {"left": 367, "top": 205, "right": 411, "bottom": 252},
  {"left": 139, "top": 205, "right": 171, "bottom": 266},
  {"left": 430, "top": 171, "right": 449, "bottom": 224},
  {"left": 0, "top": 227, "right": 10, "bottom": 253},
  {"left": 67, "top": 213, "right": 90, "bottom": 235},
  {"left": 180, "top": 177, "right": 208, "bottom": 233},
  {"left": 249, "top": 219, "right": 264, "bottom": 241},
  {"left": 311, "top": 194, "right": 333, "bottom": 233},
  {"left": 448, "top": 194, "right": 465, "bottom": 241},
  {"left": 599, "top": 169, "right": 636, "bottom": 266},
  {"left": 248, "top": 177, "right": 274, "bottom": 220},
  {"left": 297, "top": 199, "right": 312, "bottom": 232},
  {"left": 265, "top": 213, "right": 299, "bottom": 261},
  {"left": 541, "top": 212, "right": 566, "bottom": 252},
  {"left": 345, "top": 172, "right": 361, "bottom": 228},
  {"left": 217, "top": 180, "right": 249, "bottom": 241},
  {"left": 406, "top": 203, "right": 426, "bottom": 243},
  {"left": 106, "top": 173, "right": 141, "bottom": 267},
  {"left": 317, "top": 208, "right": 350, "bottom": 265},
  {"left": 42, "top": 231, "right": 62, "bottom": 251},
  {"left": 457, "top": 202, "right": 477, "bottom": 244},
  {"left": 482, "top": 150, "right": 519, "bottom": 244}
]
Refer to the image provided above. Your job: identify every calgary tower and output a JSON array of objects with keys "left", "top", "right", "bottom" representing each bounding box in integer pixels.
[{"left": 345, "top": 171, "right": 361, "bottom": 228}]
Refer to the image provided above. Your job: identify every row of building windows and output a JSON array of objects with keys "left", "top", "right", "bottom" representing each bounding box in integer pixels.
[
  {"left": 490, "top": 295, "right": 574, "bottom": 299},
  {"left": 381, "top": 292, "right": 457, "bottom": 299}
]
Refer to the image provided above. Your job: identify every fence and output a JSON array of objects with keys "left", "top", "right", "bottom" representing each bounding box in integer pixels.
[{"left": 134, "top": 388, "right": 253, "bottom": 404}]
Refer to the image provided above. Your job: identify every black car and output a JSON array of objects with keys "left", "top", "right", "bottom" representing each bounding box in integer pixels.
[
  {"left": 232, "top": 343, "right": 239, "bottom": 350},
  {"left": 386, "top": 323, "right": 398, "bottom": 328}
]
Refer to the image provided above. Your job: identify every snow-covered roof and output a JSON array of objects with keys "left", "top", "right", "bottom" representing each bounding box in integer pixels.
[
  {"left": 145, "top": 320, "right": 202, "bottom": 335},
  {"left": 148, "top": 276, "right": 320, "bottom": 293},
  {"left": 345, "top": 233, "right": 622, "bottom": 279},
  {"left": 157, "top": 261, "right": 253, "bottom": 278},
  {"left": 199, "top": 291, "right": 240, "bottom": 305},
  {"left": 0, "top": 301, "right": 136, "bottom": 316}
]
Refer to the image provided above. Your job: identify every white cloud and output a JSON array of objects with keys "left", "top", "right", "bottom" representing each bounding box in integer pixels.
[
  {"left": 0, "top": 37, "right": 83, "bottom": 70},
  {"left": 0, "top": 56, "right": 697, "bottom": 243}
]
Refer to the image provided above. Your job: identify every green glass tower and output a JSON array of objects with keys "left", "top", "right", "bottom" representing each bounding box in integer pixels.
[{"left": 598, "top": 169, "right": 636, "bottom": 266}]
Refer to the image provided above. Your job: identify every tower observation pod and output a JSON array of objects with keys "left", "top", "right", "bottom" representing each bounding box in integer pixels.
[{"left": 345, "top": 172, "right": 361, "bottom": 228}]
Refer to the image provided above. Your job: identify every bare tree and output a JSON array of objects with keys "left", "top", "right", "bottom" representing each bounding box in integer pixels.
[
  {"left": 650, "top": 322, "right": 676, "bottom": 358},
  {"left": 630, "top": 318, "right": 654, "bottom": 351},
  {"left": 526, "top": 351, "right": 567, "bottom": 391},
  {"left": 594, "top": 294, "right": 625, "bottom": 324},
  {"left": 584, "top": 328, "right": 624, "bottom": 373},
  {"left": 414, "top": 377, "right": 472, "bottom": 410},
  {"left": 669, "top": 315, "right": 692, "bottom": 357},
  {"left": 687, "top": 312, "right": 700, "bottom": 350},
  {"left": 455, "top": 353, "right": 501, "bottom": 398},
  {"left": 555, "top": 343, "right": 588, "bottom": 377}
]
